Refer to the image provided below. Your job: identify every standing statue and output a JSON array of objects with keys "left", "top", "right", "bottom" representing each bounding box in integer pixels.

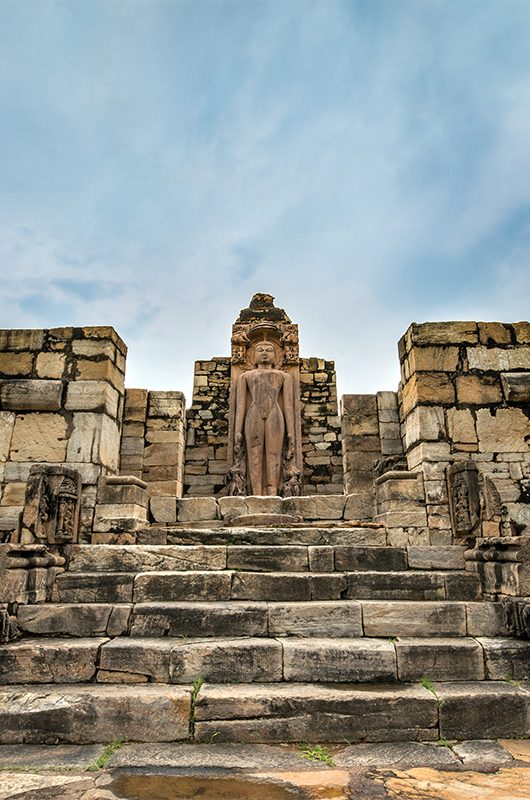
[{"left": 233, "top": 342, "right": 295, "bottom": 496}]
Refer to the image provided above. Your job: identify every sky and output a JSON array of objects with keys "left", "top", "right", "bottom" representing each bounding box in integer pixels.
[{"left": 1, "top": 0, "right": 530, "bottom": 404}]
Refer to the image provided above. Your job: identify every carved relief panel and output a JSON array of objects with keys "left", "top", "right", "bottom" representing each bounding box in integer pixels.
[
  {"left": 447, "top": 461, "right": 480, "bottom": 539},
  {"left": 21, "top": 465, "right": 81, "bottom": 545}
]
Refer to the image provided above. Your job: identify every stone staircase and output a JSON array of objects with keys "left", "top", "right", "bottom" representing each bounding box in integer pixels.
[{"left": 1, "top": 526, "right": 529, "bottom": 744}]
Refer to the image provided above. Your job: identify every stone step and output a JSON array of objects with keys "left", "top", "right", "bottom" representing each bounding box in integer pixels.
[
  {"left": 0, "top": 680, "right": 527, "bottom": 744},
  {"left": 2, "top": 636, "right": 528, "bottom": 686},
  {"left": 19, "top": 599, "right": 507, "bottom": 639},
  {"left": 51, "top": 569, "right": 481, "bottom": 604},
  {"left": 193, "top": 681, "right": 530, "bottom": 743},
  {"left": 0, "top": 684, "right": 191, "bottom": 744},
  {"left": 66, "top": 544, "right": 466, "bottom": 574},
  {"left": 148, "top": 526, "right": 388, "bottom": 546}
]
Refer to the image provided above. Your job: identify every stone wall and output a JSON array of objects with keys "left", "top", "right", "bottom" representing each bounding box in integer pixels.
[
  {"left": 119, "top": 390, "right": 186, "bottom": 498},
  {"left": 399, "top": 321, "right": 530, "bottom": 540},
  {"left": 183, "top": 356, "right": 344, "bottom": 497},
  {"left": 0, "top": 327, "right": 126, "bottom": 536},
  {"left": 300, "top": 358, "right": 343, "bottom": 494},
  {"left": 183, "top": 358, "right": 231, "bottom": 496}
]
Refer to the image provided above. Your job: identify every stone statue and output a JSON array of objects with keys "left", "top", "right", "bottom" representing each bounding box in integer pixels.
[{"left": 233, "top": 342, "right": 295, "bottom": 496}]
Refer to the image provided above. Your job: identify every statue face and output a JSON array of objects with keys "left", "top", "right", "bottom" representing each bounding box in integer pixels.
[{"left": 255, "top": 343, "right": 275, "bottom": 365}]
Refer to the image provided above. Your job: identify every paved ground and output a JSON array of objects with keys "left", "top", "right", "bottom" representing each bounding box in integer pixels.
[{"left": 1, "top": 740, "right": 529, "bottom": 799}]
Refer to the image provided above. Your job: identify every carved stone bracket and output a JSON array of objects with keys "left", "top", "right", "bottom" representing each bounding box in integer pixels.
[
  {"left": 20, "top": 465, "right": 81, "bottom": 545},
  {"left": 503, "top": 598, "right": 530, "bottom": 639},
  {"left": 447, "top": 461, "right": 480, "bottom": 540}
]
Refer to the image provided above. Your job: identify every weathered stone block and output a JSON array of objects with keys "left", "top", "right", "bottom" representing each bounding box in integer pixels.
[
  {"left": 478, "top": 322, "right": 512, "bottom": 345},
  {"left": 500, "top": 372, "right": 530, "bottom": 403},
  {"left": 75, "top": 359, "right": 124, "bottom": 392},
  {"left": 347, "top": 571, "right": 445, "bottom": 600},
  {"left": 395, "top": 638, "right": 484, "bottom": 681},
  {"left": 0, "top": 411, "right": 15, "bottom": 461},
  {"left": 148, "top": 391, "right": 185, "bottom": 418},
  {"left": 408, "top": 346, "right": 460, "bottom": 373},
  {"left": 476, "top": 408, "right": 529, "bottom": 452},
  {"left": 130, "top": 601, "right": 267, "bottom": 638},
  {"left": 308, "top": 546, "right": 334, "bottom": 572},
  {"left": 232, "top": 572, "right": 311, "bottom": 602},
  {"left": 99, "top": 639, "right": 174, "bottom": 682},
  {"left": 438, "top": 683, "right": 529, "bottom": 739},
  {"left": 446, "top": 408, "right": 477, "bottom": 444},
  {"left": 335, "top": 546, "right": 407, "bottom": 572},
  {"left": 218, "top": 496, "right": 247, "bottom": 520},
  {"left": 362, "top": 600, "right": 467, "bottom": 637},
  {"left": 465, "top": 602, "right": 506, "bottom": 637},
  {"left": 171, "top": 638, "right": 283, "bottom": 683},
  {"left": 35, "top": 352, "right": 66, "bottom": 379},
  {"left": 455, "top": 374, "right": 503, "bottom": 405},
  {"left": 133, "top": 571, "right": 231, "bottom": 603},
  {"left": 0, "top": 329, "right": 44, "bottom": 352},
  {"left": 467, "top": 346, "right": 530, "bottom": 372},
  {"left": 343, "top": 493, "right": 374, "bottom": 520},
  {"left": 10, "top": 413, "right": 68, "bottom": 462},
  {"left": 65, "top": 381, "right": 119, "bottom": 417},
  {"left": 98, "top": 477, "right": 148, "bottom": 507},
  {"left": 513, "top": 321, "right": 530, "bottom": 344},
  {"left": 177, "top": 497, "right": 218, "bottom": 522},
  {"left": 245, "top": 496, "right": 283, "bottom": 515},
  {"left": 268, "top": 601, "right": 362, "bottom": 637},
  {"left": 150, "top": 496, "right": 177, "bottom": 523},
  {"left": 227, "top": 546, "right": 308, "bottom": 572},
  {"left": 0, "top": 353, "right": 33, "bottom": 376},
  {"left": 282, "top": 638, "right": 396, "bottom": 682},
  {"left": 341, "top": 395, "right": 379, "bottom": 435},
  {"left": 0, "top": 639, "right": 105, "bottom": 684},
  {"left": 402, "top": 373, "right": 455, "bottom": 417},
  {"left": 66, "top": 413, "right": 120, "bottom": 470},
  {"left": 403, "top": 407, "right": 445, "bottom": 449},
  {"left": 0, "top": 380, "right": 62, "bottom": 412},
  {"left": 407, "top": 546, "right": 465, "bottom": 570},
  {"left": 478, "top": 637, "right": 530, "bottom": 680},
  {"left": 0, "top": 684, "right": 190, "bottom": 743},
  {"left": 17, "top": 603, "right": 131, "bottom": 637}
]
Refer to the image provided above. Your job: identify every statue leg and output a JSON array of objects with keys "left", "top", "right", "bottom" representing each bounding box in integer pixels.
[
  {"left": 264, "top": 405, "right": 285, "bottom": 496},
  {"left": 245, "top": 409, "right": 265, "bottom": 495}
]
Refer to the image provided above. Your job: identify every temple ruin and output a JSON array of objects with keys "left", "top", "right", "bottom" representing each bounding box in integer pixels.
[{"left": 0, "top": 294, "right": 529, "bottom": 744}]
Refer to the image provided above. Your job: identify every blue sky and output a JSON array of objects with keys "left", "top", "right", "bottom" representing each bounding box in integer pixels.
[{"left": 1, "top": 0, "right": 530, "bottom": 402}]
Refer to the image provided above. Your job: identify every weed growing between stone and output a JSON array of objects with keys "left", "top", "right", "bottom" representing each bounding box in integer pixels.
[
  {"left": 189, "top": 675, "right": 204, "bottom": 739},
  {"left": 86, "top": 740, "right": 124, "bottom": 771},
  {"left": 297, "top": 743, "right": 335, "bottom": 766},
  {"left": 419, "top": 677, "right": 437, "bottom": 695}
]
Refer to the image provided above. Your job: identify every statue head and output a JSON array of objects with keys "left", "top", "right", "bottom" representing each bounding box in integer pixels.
[{"left": 254, "top": 342, "right": 276, "bottom": 367}]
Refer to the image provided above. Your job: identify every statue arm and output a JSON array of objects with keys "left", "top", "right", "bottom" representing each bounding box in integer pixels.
[
  {"left": 282, "top": 373, "right": 295, "bottom": 453},
  {"left": 234, "top": 373, "right": 247, "bottom": 444}
]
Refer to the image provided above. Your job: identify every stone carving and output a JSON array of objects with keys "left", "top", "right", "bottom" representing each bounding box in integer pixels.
[
  {"left": 503, "top": 598, "right": 530, "bottom": 639},
  {"left": 21, "top": 466, "right": 81, "bottom": 545},
  {"left": 447, "top": 461, "right": 480, "bottom": 539},
  {"left": 227, "top": 294, "right": 303, "bottom": 496}
]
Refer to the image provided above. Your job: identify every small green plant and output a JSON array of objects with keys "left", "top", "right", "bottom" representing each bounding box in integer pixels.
[
  {"left": 434, "top": 738, "right": 452, "bottom": 748},
  {"left": 85, "top": 739, "right": 123, "bottom": 771},
  {"left": 297, "top": 742, "right": 335, "bottom": 767},
  {"left": 189, "top": 675, "right": 204, "bottom": 739},
  {"left": 419, "top": 676, "right": 437, "bottom": 695},
  {"left": 505, "top": 678, "right": 520, "bottom": 686}
]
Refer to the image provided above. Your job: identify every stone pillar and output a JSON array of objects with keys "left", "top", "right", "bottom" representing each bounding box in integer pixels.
[
  {"left": 142, "top": 391, "right": 186, "bottom": 497},
  {"left": 119, "top": 389, "right": 148, "bottom": 479},
  {"left": 398, "top": 321, "right": 530, "bottom": 542},
  {"left": 300, "top": 358, "right": 343, "bottom": 494},
  {"left": 341, "top": 394, "right": 381, "bottom": 518},
  {"left": 0, "top": 327, "right": 126, "bottom": 538}
]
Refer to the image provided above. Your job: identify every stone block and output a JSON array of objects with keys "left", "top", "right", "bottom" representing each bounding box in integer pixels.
[
  {"left": 467, "top": 346, "right": 530, "bottom": 371},
  {"left": 0, "top": 353, "right": 33, "bottom": 377},
  {"left": 513, "top": 321, "right": 530, "bottom": 344},
  {"left": 54, "top": 572, "right": 134, "bottom": 603},
  {"left": 97, "top": 481, "right": 148, "bottom": 507},
  {"left": 465, "top": 602, "right": 507, "bottom": 636},
  {"left": 362, "top": 600, "right": 467, "bottom": 637},
  {"left": 66, "top": 413, "right": 120, "bottom": 470},
  {"left": 405, "top": 322, "right": 478, "bottom": 348},
  {"left": 0, "top": 482, "right": 26, "bottom": 506},
  {"left": 150, "top": 496, "right": 177, "bottom": 523},
  {"left": 395, "top": 638, "right": 484, "bottom": 681},
  {"left": 79, "top": 326, "right": 127, "bottom": 355},
  {"left": 403, "top": 407, "right": 445, "bottom": 449},
  {"left": 282, "top": 496, "right": 317, "bottom": 519},
  {"left": 282, "top": 638, "right": 396, "bottom": 682},
  {"left": 446, "top": 408, "right": 477, "bottom": 444},
  {"left": 147, "top": 480, "right": 181, "bottom": 497},
  {"left": 99, "top": 639, "right": 174, "bottom": 682},
  {"left": 455, "top": 374, "right": 503, "bottom": 405},
  {"left": 406, "top": 442, "right": 451, "bottom": 469},
  {"left": 268, "top": 601, "right": 362, "bottom": 637},
  {"left": 0, "top": 639, "right": 105, "bottom": 684},
  {"left": 148, "top": 391, "right": 185, "bottom": 419},
  {"left": 231, "top": 572, "right": 311, "bottom": 601},
  {"left": 407, "top": 546, "right": 465, "bottom": 570},
  {"left": 501, "top": 371, "right": 530, "bottom": 403},
  {"left": 133, "top": 571, "right": 231, "bottom": 603},
  {"left": 245, "top": 496, "right": 283, "bottom": 515},
  {"left": 343, "top": 493, "right": 374, "bottom": 520},
  {"left": 438, "top": 683, "right": 529, "bottom": 739},
  {"left": 130, "top": 601, "right": 267, "bottom": 638},
  {"left": 9, "top": 413, "right": 68, "bottom": 462},
  {"left": 376, "top": 509, "right": 428, "bottom": 528},
  {"left": 341, "top": 395, "right": 379, "bottom": 435},
  {"left": 177, "top": 497, "right": 218, "bottom": 522},
  {"left": 402, "top": 373, "right": 455, "bottom": 417},
  {"left": 72, "top": 338, "right": 116, "bottom": 360},
  {"left": 0, "top": 684, "right": 190, "bottom": 743},
  {"left": 170, "top": 638, "right": 283, "bottom": 683},
  {"left": 0, "top": 329, "right": 44, "bottom": 351},
  {"left": 75, "top": 359, "right": 124, "bottom": 393},
  {"left": 335, "top": 546, "right": 407, "bottom": 572},
  {"left": 335, "top": 741, "right": 458, "bottom": 768},
  {"left": 65, "top": 381, "right": 119, "bottom": 417},
  {"left": 308, "top": 546, "right": 334, "bottom": 572},
  {"left": 218, "top": 496, "right": 247, "bottom": 520},
  {"left": 143, "top": 443, "right": 181, "bottom": 467},
  {"left": 476, "top": 408, "right": 529, "bottom": 452},
  {"left": 227, "top": 546, "right": 308, "bottom": 572},
  {"left": 0, "top": 380, "right": 62, "bottom": 412},
  {"left": 0, "top": 411, "right": 15, "bottom": 460},
  {"left": 347, "top": 571, "right": 445, "bottom": 600},
  {"left": 93, "top": 503, "right": 147, "bottom": 532},
  {"left": 478, "top": 322, "right": 512, "bottom": 345},
  {"left": 408, "top": 346, "right": 460, "bottom": 373},
  {"left": 35, "top": 352, "right": 66, "bottom": 379},
  {"left": 17, "top": 604, "right": 131, "bottom": 637},
  {"left": 478, "top": 637, "right": 530, "bottom": 680}
]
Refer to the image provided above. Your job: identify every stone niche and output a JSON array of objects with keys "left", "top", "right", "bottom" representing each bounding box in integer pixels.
[{"left": 183, "top": 294, "right": 343, "bottom": 496}]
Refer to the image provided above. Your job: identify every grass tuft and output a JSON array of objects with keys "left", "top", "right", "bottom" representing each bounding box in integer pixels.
[
  {"left": 85, "top": 739, "right": 123, "bottom": 772},
  {"left": 297, "top": 742, "right": 335, "bottom": 767}
]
